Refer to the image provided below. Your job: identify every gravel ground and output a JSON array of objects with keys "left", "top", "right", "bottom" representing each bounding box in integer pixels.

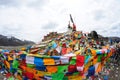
[
  {"left": 0, "top": 74, "right": 5, "bottom": 80},
  {"left": 108, "top": 65, "right": 120, "bottom": 80}
]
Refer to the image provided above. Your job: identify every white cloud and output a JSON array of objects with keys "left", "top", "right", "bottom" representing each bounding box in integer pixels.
[{"left": 0, "top": 0, "right": 120, "bottom": 42}]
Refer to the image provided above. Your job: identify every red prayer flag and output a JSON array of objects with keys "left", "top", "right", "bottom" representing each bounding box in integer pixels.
[
  {"left": 26, "top": 72, "right": 34, "bottom": 79},
  {"left": 61, "top": 48, "right": 67, "bottom": 55},
  {"left": 76, "top": 55, "right": 84, "bottom": 66},
  {"left": 68, "top": 65, "right": 76, "bottom": 72}
]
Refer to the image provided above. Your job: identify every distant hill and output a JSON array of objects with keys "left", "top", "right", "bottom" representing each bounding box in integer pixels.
[
  {"left": 0, "top": 35, "right": 35, "bottom": 46},
  {"left": 107, "top": 37, "right": 120, "bottom": 43}
]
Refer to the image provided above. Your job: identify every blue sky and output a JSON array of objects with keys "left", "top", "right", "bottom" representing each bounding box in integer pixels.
[{"left": 0, "top": 0, "right": 120, "bottom": 42}]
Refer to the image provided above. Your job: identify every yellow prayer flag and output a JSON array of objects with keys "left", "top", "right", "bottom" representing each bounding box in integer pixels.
[
  {"left": 43, "top": 58, "right": 55, "bottom": 65},
  {"left": 5, "top": 60, "right": 10, "bottom": 69},
  {"left": 68, "top": 75, "right": 82, "bottom": 80},
  {"left": 96, "top": 63, "right": 102, "bottom": 73},
  {"left": 8, "top": 56, "right": 13, "bottom": 61},
  {"left": 91, "top": 49, "right": 96, "bottom": 56}
]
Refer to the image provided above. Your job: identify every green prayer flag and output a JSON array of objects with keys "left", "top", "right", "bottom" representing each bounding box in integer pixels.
[
  {"left": 52, "top": 72, "right": 64, "bottom": 80},
  {"left": 17, "top": 69, "right": 22, "bottom": 75},
  {"left": 8, "top": 77, "right": 14, "bottom": 80},
  {"left": 43, "top": 55, "right": 51, "bottom": 58},
  {"left": 63, "top": 76, "right": 68, "bottom": 80},
  {"left": 27, "top": 64, "right": 35, "bottom": 68},
  {"left": 12, "top": 60, "right": 19, "bottom": 69},
  {"left": 57, "top": 65, "right": 68, "bottom": 73},
  {"left": 97, "top": 55, "right": 103, "bottom": 62},
  {"left": 70, "top": 57, "right": 76, "bottom": 65},
  {"left": 107, "top": 58, "right": 110, "bottom": 62},
  {"left": 104, "top": 54, "right": 107, "bottom": 57},
  {"left": 73, "top": 72, "right": 79, "bottom": 75}
]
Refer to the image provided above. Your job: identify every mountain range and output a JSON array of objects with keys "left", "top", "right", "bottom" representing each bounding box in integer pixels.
[{"left": 0, "top": 34, "right": 35, "bottom": 46}]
